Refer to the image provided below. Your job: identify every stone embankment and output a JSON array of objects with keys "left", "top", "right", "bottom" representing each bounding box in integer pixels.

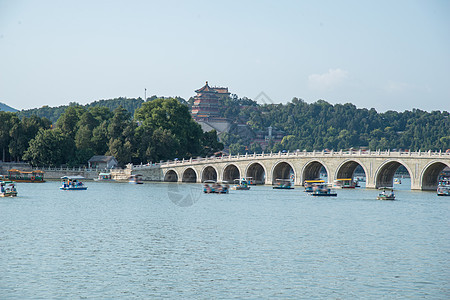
[{"left": 0, "top": 162, "right": 157, "bottom": 181}]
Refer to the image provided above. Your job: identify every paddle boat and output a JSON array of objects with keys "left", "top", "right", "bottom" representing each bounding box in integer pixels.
[
  {"left": 60, "top": 176, "right": 88, "bottom": 190},
  {"left": 309, "top": 183, "right": 337, "bottom": 197},
  {"left": 273, "top": 179, "right": 294, "bottom": 190},
  {"left": 245, "top": 177, "right": 256, "bottom": 185},
  {"left": 232, "top": 178, "right": 251, "bottom": 190},
  {"left": 94, "top": 172, "right": 114, "bottom": 182},
  {"left": 203, "top": 180, "right": 229, "bottom": 194},
  {"left": 129, "top": 174, "right": 144, "bottom": 184},
  {"left": 0, "top": 181, "right": 18, "bottom": 197},
  {"left": 376, "top": 187, "right": 395, "bottom": 200},
  {"left": 437, "top": 178, "right": 450, "bottom": 196},
  {"left": 304, "top": 179, "right": 325, "bottom": 192},
  {"left": 333, "top": 178, "right": 356, "bottom": 189}
]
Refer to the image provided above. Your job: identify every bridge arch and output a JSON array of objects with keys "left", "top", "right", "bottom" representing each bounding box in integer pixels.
[
  {"left": 335, "top": 159, "right": 368, "bottom": 181},
  {"left": 245, "top": 162, "right": 266, "bottom": 185},
  {"left": 164, "top": 169, "right": 179, "bottom": 182},
  {"left": 182, "top": 167, "right": 198, "bottom": 183},
  {"left": 374, "top": 159, "right": 413, "bottom": 188},
  {"left": 420, "top": 160, "right": 450, "bottom": 191},
  {"left": 222, "top": 163, "right": 241, "bottom": 183},
  {"left": 271, "top": 160, "right": 295, "bottom": 184},
  {"left": 201, "top": 165, "right": 218, "bottom": 182},
  {"left": 302, "top": 160, "right": 330, "bottom": 184}
]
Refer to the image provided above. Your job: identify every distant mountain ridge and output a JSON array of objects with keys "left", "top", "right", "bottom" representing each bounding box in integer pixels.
[{"left": 0, "top": 102, "right": 18, "bottom": 112}]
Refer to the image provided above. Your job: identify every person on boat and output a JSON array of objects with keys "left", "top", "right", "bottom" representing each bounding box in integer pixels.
[
  {"left": 1, "top": 185, "right": 4, "bottom": 193},
  {"left": 204, "top": 183, "right": 211, "bottom": 193},
  {"left": 224, "top": 183, "right": 230, "bottom": 193}
]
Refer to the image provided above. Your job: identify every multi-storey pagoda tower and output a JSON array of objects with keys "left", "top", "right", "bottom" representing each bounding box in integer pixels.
[{"left": 191, "top": 81, "right": 230, "bottom": 121}]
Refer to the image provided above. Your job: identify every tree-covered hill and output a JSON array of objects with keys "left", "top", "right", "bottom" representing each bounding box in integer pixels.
[
  {"left": 17, "top": 97, "right": 146, "bottom": 123},
  {"left": 216, "top": 97, "right": 450, "bottom": 153}
]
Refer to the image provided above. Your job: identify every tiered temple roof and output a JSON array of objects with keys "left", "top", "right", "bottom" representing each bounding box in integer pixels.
[{"left": 191, "top": 81, "right": 229, "bottom": 121}]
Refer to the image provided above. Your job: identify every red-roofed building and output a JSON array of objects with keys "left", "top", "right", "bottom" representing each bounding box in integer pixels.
[{"left": 191, "top": 81, "right": 230, "bottom": 121}]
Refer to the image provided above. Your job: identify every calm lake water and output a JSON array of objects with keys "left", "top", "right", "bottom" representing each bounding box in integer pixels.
[{"left": 1, "top": 179, "right": 449, "bottom": 299}]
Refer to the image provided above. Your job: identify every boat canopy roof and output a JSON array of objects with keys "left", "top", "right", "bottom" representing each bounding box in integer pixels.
[
  {"left": 335, "top": 178, "right": 353, "bottom": 181},
  {"left": 61, "top": 175, "right": 85, "bottom": 180},
  {"left": 305, "top": 179, "right": 325, "bottom": 183},
  {"left": 276, "top": 179, "right": 292, "bottom": 181},
  {"left": 98, "top": 173, "right": 111, "bottom": 176},
  {"left": 1, "top": 180, "right": 15, "bottom": 184},
  {"left": 8, "top": 169, "right": 43, "bottom": 173},
  {"left": 378, "top": 187, "right": 394, "bottom": 190},
  {"left": 130, "top": 174, "right": 142, "bottom": 177}
]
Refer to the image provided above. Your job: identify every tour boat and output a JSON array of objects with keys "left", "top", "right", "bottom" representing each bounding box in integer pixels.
[
  {"left": 309, "top": 183, "right": 337, "bottom": 197},
  {"left": 60, "top": 176, "right": 88, "bottom": 190},
  {"left": 437, "top": 178, "right": 450, "bottom": 196},
  {"left": 304, "top": 179, "right": 325, "bottom": 192},
  {"left": 203, "top": 180, "right": 229, "bottom": 194},
  {"left": 231, "top": 178, "right": 251, "bottom": 190},
  {"left": 6, "top": 169, "right": 45, "bottom": 183},
  {"left": 376, "top": 187, "right": 395, "bottom": 200},
  {"left": 273, "top": 179, "right": 294, "bottom": 189},
  {"left": 94, "top": 172, "right": 114, "bottom": 182},
  {"left": 245, "top": 177, "right": 256, "bottom": 185},
  {"left": 0, "top": 181, "right": 18, "bottom": 197},
  {"left": 129, "top": 174, "right": 144, "bottom": 184},
  {"left": 333, "top": 178, "right": 356, "bottom": 189}
]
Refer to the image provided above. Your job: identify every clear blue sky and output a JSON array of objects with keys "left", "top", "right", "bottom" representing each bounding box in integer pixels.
[{"left": 1, "top": 0, "right": 449, "bottom": 112}]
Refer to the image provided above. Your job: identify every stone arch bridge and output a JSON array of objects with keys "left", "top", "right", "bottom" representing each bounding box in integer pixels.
[{"left": 131, "top": 150, "right": 450, "bottom": 191}]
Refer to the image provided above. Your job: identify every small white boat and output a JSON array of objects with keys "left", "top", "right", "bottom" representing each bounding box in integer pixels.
[
  {"left": 0, "top": 181, "right": 18, "bottom": 197},
  {"left": 60, "top": 176, "right": 88, "bottom": 190},
  {"left": 203, "top": 180, "right": 229, "bottom": 194},
  {"left": 94, "top": 172, "right": 114, "bottom": 182},
  {"left": 231, "top": 178, "right": 251, "bottom": 190},
  {"left": 394, "top": 178, "right": 402, "bottom": 184},
  {"left": 273, "top": 179, "right": 294, "bottom": 190},
  {"left": 333, "top": 178, "right": 356, "bottom": 189},
  {"left": 304, "top": 179, "right": 325, "bottom": 192},
  {"left": 129, "top": 174, "right": 144, "bottom": 184},
  {"left": 377, "top": 187, "right": 395, "bottom": 200},
  {"left": 310, "top": 183, "right": 337, "bottom": 197},
  {"left": 437, "top": 178, "right": 450, "bottom": 196}
]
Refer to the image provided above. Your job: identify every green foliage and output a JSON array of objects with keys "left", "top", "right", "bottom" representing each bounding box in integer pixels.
[
  {"left": 23, "top": 129, "right": 75, "bottom": 166},
  {"left": 219, "top": 98, "right": 450, "bottom": 152},
  {"left": 2, "top": 93, "right": 449, "bottom": 167},
  {"left": 134, "top": 98, "right": 204, "bottom": 162}
]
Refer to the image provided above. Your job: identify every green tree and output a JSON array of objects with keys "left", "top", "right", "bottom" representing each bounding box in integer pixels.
[
  {"left": 23, "top": 129, "right": 75, "bottom": 166},
  {"left": 134, "top": 98, "right": 203, "bottom": 161}
]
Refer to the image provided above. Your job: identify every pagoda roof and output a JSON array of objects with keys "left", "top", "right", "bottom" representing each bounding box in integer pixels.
[{"left": 195, "top": 81, "right": 218, "bottom": 93}]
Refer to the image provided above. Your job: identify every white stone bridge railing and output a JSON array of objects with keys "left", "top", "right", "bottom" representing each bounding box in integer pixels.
[{"left": 151, "top": 149, "right": 449, "bottom": 168}]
